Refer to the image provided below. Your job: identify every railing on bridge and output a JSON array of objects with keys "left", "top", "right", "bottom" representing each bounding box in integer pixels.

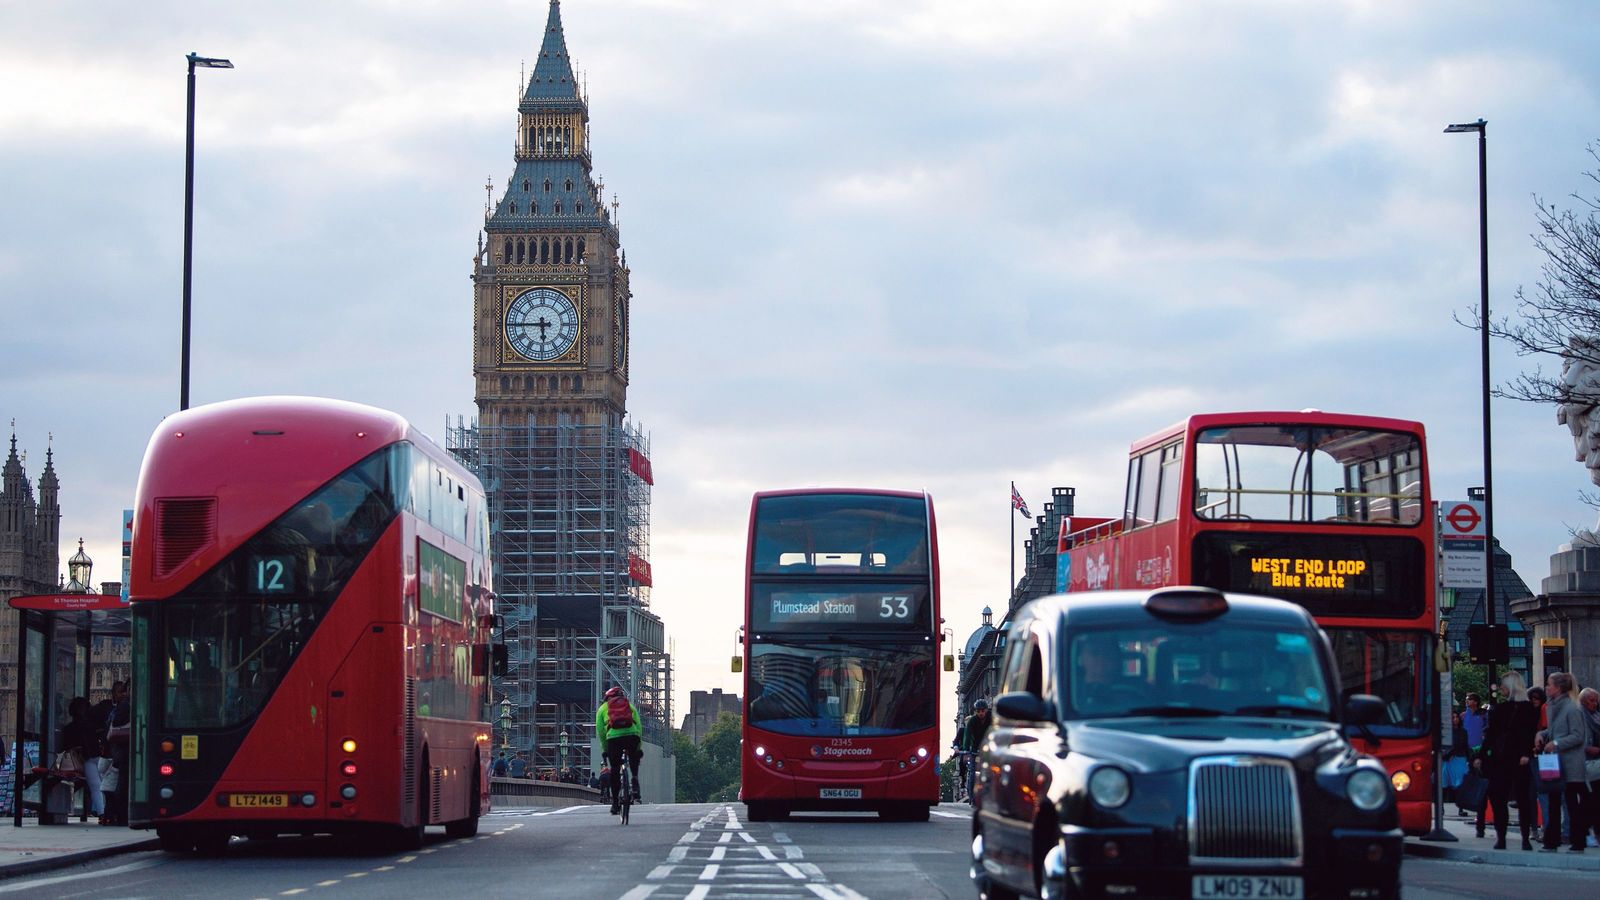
[{"left": 490, "top": 777, "right": 605, "bottom": 809}]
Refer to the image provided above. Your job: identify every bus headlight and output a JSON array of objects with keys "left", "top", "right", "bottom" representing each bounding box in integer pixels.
[
  {"left": 1347, "top": 769, "right": 1388, "bottom": 811},
  {"left": 1088, "top": 766, "right": 1131, "bottom": 809}
]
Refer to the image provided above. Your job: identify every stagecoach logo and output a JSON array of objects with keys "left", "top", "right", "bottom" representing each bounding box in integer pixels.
[
  {"left": 1085, "top": 552, "right": 1110, "bottom": 590},
  {"left": 811, "top": 744, "right": 873, "bottom": 758}
]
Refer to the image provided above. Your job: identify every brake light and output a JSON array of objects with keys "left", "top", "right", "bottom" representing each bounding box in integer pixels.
[
  {"left": 341, "top": 761, "right": 358, "bottom": 777},
  {"left": 159, "top": 762, "right": 175, "bottom": 776}
]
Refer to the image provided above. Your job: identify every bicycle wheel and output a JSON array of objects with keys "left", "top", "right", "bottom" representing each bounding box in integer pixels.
[{"left": 620, "top": 772, "right": 632, "bottom": 825}]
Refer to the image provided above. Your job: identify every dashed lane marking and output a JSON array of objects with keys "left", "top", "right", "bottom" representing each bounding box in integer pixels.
[
  {"left": 316, "top": 880, "right": 340, "bottom": 887},
  {"left": 618, "top": 887, "right": 660, "bottom": 900},
  {"left": 0, "top": 858, "right": 164, "bottom": 894}
]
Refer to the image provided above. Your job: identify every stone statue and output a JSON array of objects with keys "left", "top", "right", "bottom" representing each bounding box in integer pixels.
[{"left": 1557, "top": 336, "right": 1600, "bottom": 545}]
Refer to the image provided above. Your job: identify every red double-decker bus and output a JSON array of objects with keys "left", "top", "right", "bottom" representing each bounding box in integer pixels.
[
  {"left": 737, "top": 489, "right": 944, "bottom": 822},
  {"left": 1060, "top": 411, "right": 1436, "bottom": 834},
  {"left": 128, "top": 397, "right": 496, "bottom": 852}
]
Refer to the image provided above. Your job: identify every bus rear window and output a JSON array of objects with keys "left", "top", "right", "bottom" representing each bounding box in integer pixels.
[{"left": 752, "top": 494, "right": 929, "bottom": 575}]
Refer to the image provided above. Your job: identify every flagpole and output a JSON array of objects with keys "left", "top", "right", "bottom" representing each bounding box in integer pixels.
[{"left": 1009, "top": 481, "right": 1016, "bottom": 601}]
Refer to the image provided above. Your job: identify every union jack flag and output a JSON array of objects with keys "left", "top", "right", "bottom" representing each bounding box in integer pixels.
[{"left": 1011, "top": 483, "right": 1031, "bottom": 519}]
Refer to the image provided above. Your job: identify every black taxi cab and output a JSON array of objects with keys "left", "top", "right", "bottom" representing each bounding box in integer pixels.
[{"left": 970, "top": 587, "right": 1401, "bottom": 900}]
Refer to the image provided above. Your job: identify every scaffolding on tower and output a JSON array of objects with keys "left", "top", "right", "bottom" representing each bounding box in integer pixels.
[{"left": 447, "top": 414, "right": 669, "bottom": 776}]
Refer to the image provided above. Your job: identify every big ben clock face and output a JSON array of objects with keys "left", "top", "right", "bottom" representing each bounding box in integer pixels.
[{"left": 505, "top": 287, "right": 579, "bottom": 361}]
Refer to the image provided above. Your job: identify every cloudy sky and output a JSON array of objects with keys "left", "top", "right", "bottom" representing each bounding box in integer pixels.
[{"left": 5, "top": 0, "right": 1600, "bottom": 730}]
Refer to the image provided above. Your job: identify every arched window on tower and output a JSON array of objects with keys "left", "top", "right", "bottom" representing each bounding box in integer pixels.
[
  {"left": 565, "top": 179, "right": 573, "bottom": 192},
  {"left": 532, "top": 200, "right": 539, "bottom": 214},
  {"left": 573, "top": 375, "right": 583, "bottom": 391},
  {"left": 500, "top": 376, "right": 509, "bottom": 391},
  {"left": 555, "top": 201, "right": 562, "bottom": 215},
  {"left": 509, "top": 201, "right": 517, "bottom": 214},
  {"left": 516, "top": 240, "right": 525, "bottom": 264},
  {"left": 576, "top": 202, "right": 583, "bottom": 213},
  {"left": 564, "top": 127, "right": 572, "bottom": 152},
  {"left": 564, "top": 238, "right": 574, "bottom": 263},
  {"left": 503, "top": 239, "right": 511, "bottom": 264},
  {"left": 577, "top": 239, "right": 586, "bottom": 262},
  {"left": 544, "top": 179, "right": 552, "bottom": 192},
  {"left": 523, "top": 179, "right": 531, "bottom": 192}
]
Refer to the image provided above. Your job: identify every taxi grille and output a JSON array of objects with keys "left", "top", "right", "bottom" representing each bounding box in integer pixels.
[{"left": 1188, "top": 757, "right": 1302, "bottom": 864}]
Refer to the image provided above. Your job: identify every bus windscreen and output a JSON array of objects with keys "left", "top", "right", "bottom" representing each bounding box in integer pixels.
[{"left": 751, "top": 494, "right": 929, "bottom": 575}]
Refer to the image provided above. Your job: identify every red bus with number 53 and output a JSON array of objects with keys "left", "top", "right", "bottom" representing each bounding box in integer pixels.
[
  {"left": 1060, "top": 411, "right": 1437, "bottom": 834},
  {"left": 128, "top": 397, "right": 496, "bottom": 852},
  {"left": 736, "top": 489, "right": 946, "bottom": 822}
]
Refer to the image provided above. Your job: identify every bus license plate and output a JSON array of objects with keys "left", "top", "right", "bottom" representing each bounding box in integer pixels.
[
  {"left": 819, "top": 787, "right": 862, "bottom": 799},
  {"left": 1193, "top": 875, "right": 1302, "bottom": 899},
  {"left": 227, "top": 793, "right": 289, "bottom": 809}
]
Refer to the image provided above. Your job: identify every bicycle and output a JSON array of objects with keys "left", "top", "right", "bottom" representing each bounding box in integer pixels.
[
  {"left": 617, "top": 759, "right": 633, "bottom": 825},
  {"left": 955, "top": 751, "right": 977, "bottom": 806}
]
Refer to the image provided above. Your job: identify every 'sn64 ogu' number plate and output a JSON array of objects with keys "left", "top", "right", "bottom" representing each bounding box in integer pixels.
[
  {"left": 819, "top": 787, "right": 862, "bottom": 799},
  {"left": 1192, "top": 875, "right": 1302, "bottom": 899}
]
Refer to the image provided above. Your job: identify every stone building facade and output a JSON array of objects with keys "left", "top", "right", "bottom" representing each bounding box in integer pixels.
[{"left": 0, "top": 432, "right": 61, "bottom": 750}]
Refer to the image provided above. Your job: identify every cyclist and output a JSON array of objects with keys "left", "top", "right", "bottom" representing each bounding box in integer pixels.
[
  {"left": 957, "top": 699, "right": 992, "bottom": 802},
  {"left": 595, "top": 685, "right": 643, "bottom": 815}
]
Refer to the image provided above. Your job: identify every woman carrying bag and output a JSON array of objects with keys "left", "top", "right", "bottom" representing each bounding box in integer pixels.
[
  {"left": 58, "top": 696, "right": 104, "bottom": 818},
  {"left": 1475, "top": 670, "right": 1539, "bottom": 850},
  {"left": 1539, "top": 671, "right": 1592, "bottom": 852}
]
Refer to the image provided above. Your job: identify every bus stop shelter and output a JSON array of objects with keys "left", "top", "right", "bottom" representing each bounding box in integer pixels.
[{"left": 4, "top": 592, "right": 130, "bottom": 826}]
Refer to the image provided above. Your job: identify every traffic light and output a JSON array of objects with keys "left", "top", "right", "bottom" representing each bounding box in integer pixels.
[{"left": 1467, "top": 623, "right": 1508, "bottom": 664}]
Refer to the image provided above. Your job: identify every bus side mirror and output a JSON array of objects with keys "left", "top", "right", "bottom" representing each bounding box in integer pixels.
[
  {"left": 731, "top": 656, "right": 743, "bottom": 674},
  {"left": 492, "top": 643, "right": 509, "bottom": 677},
  {"left": 943, "top": 654, "right": 955, "bottom": 672}
]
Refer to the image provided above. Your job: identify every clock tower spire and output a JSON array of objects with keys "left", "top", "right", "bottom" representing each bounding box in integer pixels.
[{"left": 474, "top": 0, "right": 629, "bottom": 428}]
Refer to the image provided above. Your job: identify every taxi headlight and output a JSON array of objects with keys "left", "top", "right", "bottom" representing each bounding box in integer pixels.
[
  {"left": 1389, "top": 770, "right": 1411, "bottom": 793},
  {"left": 1088, "top": 766, "right": 1131, "bottom": 809},
  {"left": 1346, "top": 769, "right": 1389, "bottom": 811}
]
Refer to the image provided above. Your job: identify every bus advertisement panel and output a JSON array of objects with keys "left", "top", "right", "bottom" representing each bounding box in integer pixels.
[{"left": 739, "top": 490, "right": 942, "bottom": 822}]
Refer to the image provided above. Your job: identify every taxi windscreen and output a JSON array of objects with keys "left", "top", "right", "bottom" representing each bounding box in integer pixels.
[{"left": 1062, "top": 622, "right": 1333, "bottom": 721}]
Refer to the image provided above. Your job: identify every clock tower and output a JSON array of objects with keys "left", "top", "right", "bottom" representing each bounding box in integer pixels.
[
  {"left": 473, "top": 0, "right": 628, "bottom": 428},
  {"left": 453, "top": 0, "right": 667, "bottom": 791}
]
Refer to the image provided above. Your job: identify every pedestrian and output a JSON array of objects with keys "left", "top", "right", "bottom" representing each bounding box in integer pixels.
[
  {"left": 492, "top": 751, "right": 508, "bottom": 777},
  {"left": 1578, "top": 687, "right": 1600, "bottom": 848},
  {"left": 59, "top": 697, "right": 104, "bottom": 819},
  {"left": 99, "top": 680, "right": 131, "bottom": 825},
  {"left": 1475, "top": 670, "right": 1538, "bottom": 850},
  {"left": 1444, "top": 711, "right": 1471, "bottom": 805},
  {"left": 1462, "top": 693, "right": 1489, "bottom": 751},
  {"left": 508, "top": 751, "right": 528, "bottom": 779},
  {"left": 1538, "top": 671, "right": 1592, "bottom": 852}
]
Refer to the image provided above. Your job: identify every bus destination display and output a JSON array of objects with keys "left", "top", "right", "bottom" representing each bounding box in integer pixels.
[
  {"left": 1248, "top": 556, "right": 1368, "bottom": 590},
  {"left": 756, "top": 588, "right": 928, "bottom": 629}
]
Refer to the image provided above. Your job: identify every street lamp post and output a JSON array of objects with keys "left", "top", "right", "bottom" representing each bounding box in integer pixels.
[
  {"left": 1444, "top": 118, "right": 1495, "bottom": 659},
  {"left": 559, "top": 729, "right": 570, "bottom": 776},
  {"left": 181, "top": 52, "right": 233, "bottom": 411}
]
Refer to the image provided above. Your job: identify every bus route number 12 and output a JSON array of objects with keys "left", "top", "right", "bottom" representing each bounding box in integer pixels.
[
  {"left": 878, "top": 596, "right": 911, "bottom": 619},
  {"left": 251, "top": 555, "right": 294, "bottom": 593}
]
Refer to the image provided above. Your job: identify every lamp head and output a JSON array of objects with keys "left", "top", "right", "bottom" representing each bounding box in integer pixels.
[
  {"left": 188, "top": 52, "right": 234, "bottom": 69},
  {"left": 1443, "top": 119, "right": 1486, "bottom": 134}
]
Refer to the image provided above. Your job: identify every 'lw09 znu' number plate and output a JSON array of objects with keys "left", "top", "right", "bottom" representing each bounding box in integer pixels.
[{"left": 1192, "top": 875, "right": 1302, "bottom": 899}]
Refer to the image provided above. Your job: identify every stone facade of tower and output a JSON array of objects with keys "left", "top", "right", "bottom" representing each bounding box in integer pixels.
[
  {"left": 0, "top": 433, "right": 62, "bottom": 748},
  {"left": 449, "top": 1, "right": 670, "bottom": 798}
]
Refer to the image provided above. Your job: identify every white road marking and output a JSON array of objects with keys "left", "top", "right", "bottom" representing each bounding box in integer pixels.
[
  {"left": 773, "top": 831, "right": 792, "bottom": 843},
  {"left": 778, "top": 862, "right": 807, "bottom": 880},
  {"left": 718, "top": 831, "right": 734, "bottom": 844},
  {"left": 699, "top": 864, "right": 720, "bottom": 881},
  {"left": 685, "top": 887, "right": 711, "bottom": 900},
  {"left": 756, "top": 845, "right": 778, "bottom": 860},
  {"left": 647, "top": 865, "right": 676, "bottom": 880},
  {"left": 346, "top": 872, "right": 368, "bottom": 878},
  {"left": 930, "top": 809, "right": 966, "bottom": 819},
  {"left": 784, "top": 844, "right": 803, "bottom": 859},
  {"left": 618, "top": 886, "right": 659, "bottom": 900},
  {"left": 316, "top": 880, "right": 340, "bottom": 887},
  {"left": 373, "top": 865, "right": 395, "bottom": 872},
  {"left": 808, "top": 885, "right": 869, "bottom": 899},
  {"left": 738, "top": 831, "right": 757, "bottom": 843}
]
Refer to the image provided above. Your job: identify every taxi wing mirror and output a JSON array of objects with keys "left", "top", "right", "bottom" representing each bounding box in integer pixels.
[
  {"left": 994, "top": 690, "right": 1054, "bottom": 723},
  {"left": 1343, "top": 693, "right": 1384, "bottom": 726}
]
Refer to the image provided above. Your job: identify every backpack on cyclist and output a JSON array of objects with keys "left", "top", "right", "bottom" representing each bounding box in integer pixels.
[{"left": 606, "top": 691, "right": 634, "bottom": 729}]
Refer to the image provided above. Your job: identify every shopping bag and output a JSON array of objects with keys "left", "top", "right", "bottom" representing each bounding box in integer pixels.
[
  {"left": 1536, "top": 752, "right": 1561, "bottom": 782},
  {"left": 1455, "top": 769, "right": 1489, "bottom": 812},
  {"left": 100, "top": 760, "right": 120, "bottom": 793},
  {"left": 53, "top": 749, "right": 84, "bottom": 775}
]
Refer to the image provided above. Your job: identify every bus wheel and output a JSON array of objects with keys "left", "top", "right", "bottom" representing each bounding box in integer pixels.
[{"left": 157, "top": 827, "right": 192, "bottom": 853}]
